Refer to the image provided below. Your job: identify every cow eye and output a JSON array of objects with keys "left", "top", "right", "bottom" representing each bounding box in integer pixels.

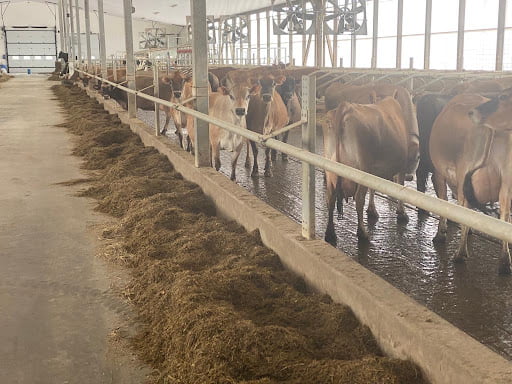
[{"left": 229, "top": 94, "right": 235, "bottom": 101}]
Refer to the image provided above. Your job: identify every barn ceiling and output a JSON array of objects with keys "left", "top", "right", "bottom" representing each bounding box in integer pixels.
[{"left": 6, "top": 0, "right": 285, "bottom": 25}]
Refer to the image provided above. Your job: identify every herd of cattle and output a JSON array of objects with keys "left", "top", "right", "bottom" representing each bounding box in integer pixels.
[{"left": 78, "top": 65, "right": 512, "bottom": 274}]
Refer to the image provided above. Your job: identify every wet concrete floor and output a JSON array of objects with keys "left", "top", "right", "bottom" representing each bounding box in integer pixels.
[{"left": 138, "top": 108, "right": 512, "bottom": 360}]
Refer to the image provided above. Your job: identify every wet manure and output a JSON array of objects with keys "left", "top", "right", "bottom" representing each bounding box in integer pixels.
[{"left": 52, "top": 83, "right": 428, "bottom": 384}]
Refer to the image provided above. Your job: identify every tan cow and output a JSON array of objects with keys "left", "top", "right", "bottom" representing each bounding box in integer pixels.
[
  {"left": 246, "top": 74, "right": 289, "bottom": 177},
  {"left": 162, "top": 71, "right": 191, "bottom": 148},
  {"left": 324, "top": 91, "right": 410, "bottom": 245},
  {"left": 431, "top": 89, "right": 512, "bottom": 273},
  {"left": 325, "top": 83, "right": 420, "bottom": 178}
]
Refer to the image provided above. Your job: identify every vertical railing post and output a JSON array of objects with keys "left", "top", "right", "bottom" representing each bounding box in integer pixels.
[
  {"left": 456, "top": 0, "right": 466, "bottom": 71},
  {"left": 396, "top": 0, "right": 403, "bottom": 69},
  {"left": 123, "top": 0, "right": 136, "bottom": 118},
  {"left": 351, "top": 0, "right": 357, "bottom": 68},
  {"left": 67, "top": 0, "right": 75, "bottom": 64},
  {"left": 191, "top": 0, "right": 210, "bottom": 167},
  {"left": 153, "top": 62, "right": 161, "bottom": 136},
  {"left": 496, "top": 0, "right": 506, "bottom": 71},
  {"left": 57, "top": 0, "right": 64, "bottom": 52},
  {"left": 424, "top": 0, "right": 432, "bottom": 70},
  {"left": 97, "top": 0, "right": 107, "bottom": 80},
  {"left": 74, "top": 0, "right": 81, "bottom": 68},
  {"left": 113, "top": 58, "right": 117, "bottom": 81},
  {"left": 256, "top": 14, "right": 261, "bottom": 65},
  {"left": 302, "top": 75, "right": 316, "bottom": 240},
  {"left": 61, "top": 0, "right": 70, "bottom": 54},
  {"left": 266, "top": 10, "right": 271, "bottom": 64},
  {"left": 314, "top": 0, "right": 324, "bottom": 68},
  {"left": 84, "top": 0, "right": 92, "bottom": 73},
  {"left": 371, "top": 0, "right": 379, "bottom": 69}
]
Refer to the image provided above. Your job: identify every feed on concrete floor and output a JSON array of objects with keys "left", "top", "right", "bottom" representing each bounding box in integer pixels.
[{"left": 52, "top": 83, "right": 427, "bottom": 384}]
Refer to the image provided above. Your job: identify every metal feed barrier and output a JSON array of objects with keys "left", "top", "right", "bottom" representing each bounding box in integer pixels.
[{"left": 75, "top": 67, "right": 512, "bottom": 254}]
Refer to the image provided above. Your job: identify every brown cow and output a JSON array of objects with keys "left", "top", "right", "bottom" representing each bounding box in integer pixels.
[
  {"left": 324, "top": 91, "right": 410, "bottom": 245},
  {"left": 430, "top": 89, "right": 512, "bottom": 274},
  {"left": 162, "top": 71, "right": 191, "bottom": 148},
  {"left": 246, "top": 74, "right": 289, "bottom": 177},
  {"left": 325, "top": 83, "right": 420, "bottom": 179}
]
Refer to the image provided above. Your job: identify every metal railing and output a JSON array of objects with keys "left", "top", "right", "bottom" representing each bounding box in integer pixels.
[{"left": 75, "top": 67, "right": 512, "bottom": 248}]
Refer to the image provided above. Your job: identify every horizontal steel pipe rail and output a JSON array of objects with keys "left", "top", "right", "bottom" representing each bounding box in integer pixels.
[
  {"left": 76, "top": 69, "right": 512, "bottom": 245},
  {"left": 263, "top": 119, "right": 307, "bottom": 141}
]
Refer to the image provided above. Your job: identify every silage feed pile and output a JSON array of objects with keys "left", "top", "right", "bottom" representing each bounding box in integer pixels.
[{"left": 52, "top": 83, "right": 427, "bottom": 384}]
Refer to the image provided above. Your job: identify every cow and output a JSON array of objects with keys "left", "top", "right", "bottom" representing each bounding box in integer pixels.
[
  {"left": 246, "top": 74, "right": 288, "bottom": 177},
  {"left": 209, "top": 70, "right": 260, "bottom": 180},
  {"left": 445, "top": 79, "right": 503, "bottom": 96},
  {"left": 273, "top": 76, "right": 301, "bottom": 161},
  {"left": 414, "top": 93, "right": 453, "bottom": 213},
  {"left": 163, "top": 71, "right": 192, "bottom": 147},
  {"left": 430, "top": 90, "right": 512, "bottom": 274},
  {"left": 324, "top": 91, "right": 410, "bottom": 245}
]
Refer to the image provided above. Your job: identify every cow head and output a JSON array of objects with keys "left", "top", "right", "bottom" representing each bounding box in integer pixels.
[
  {"left": 276, "top": 76, "right": 296, "bottom": 105},
  {"left": 222, "top": 73, "right": 261, "bottom": 118},
  {"left": 468, "top": 88, "right": 512, "bottom": 131},
  {"left": 162, "top": 71, "right": 191, "bottom": 100},
  {"left": 259, "top": 75, "right": 286, "bottom": 104}
]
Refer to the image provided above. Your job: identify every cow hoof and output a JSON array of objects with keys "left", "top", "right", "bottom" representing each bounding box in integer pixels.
[
  {"left": 282, "top": 154, "right": 288, "bottom": 162},
  {"left": 264, "top": 169, "right": 273, "bottom": 177},
  {"left": 433, "top": 232, "right": 447, "bottom": 244},
  {"left": 367, "top": 209, "right": 379, "bottom": 221},
  {"left": 357, "top": 227, "right": 369, "bottom": 242},
  {"left": 397, "top": 212, "right": 409, "bottom": 224},
  {"left": 325, "top": 231, "right": 337, "bottom": 246},
  {"left": 230, "top": 174, "right": 236, "bottom": 181},
  {"left": 244, "top": 160, "right": 251, "bottom": 168},
  {"left": 251, "top": 169, "right": 259, "bottom": 178},
  {"left": 498, "top": 263, "right": 512, "bottom": 275}
]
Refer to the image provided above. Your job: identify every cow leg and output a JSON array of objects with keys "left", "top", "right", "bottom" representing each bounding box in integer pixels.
[
  {"left": 336, "top": 177, "right": 344, "bottom": 215},
  {"left": 416, "top": 166, "right": 429, "bottom": 215},
  {"left": 271, "top": 148, "right": 277, "bottom": 162},
  {"left": 355, "top": 185, "right": 369, "bottom": 242},
  {"left": 211, "top": 142, "right": 221, "bottom": 171},
  {"left": 366, "top": 189, "right": 379, "bottom": 220},
  {"left": 250, "top": 141, "right": 259, "bottom": 177},
  {"left": 264, "top": 148, "right": 273, "bottom": 177},
  {"left": 161, "top": 113, "right": 171, "bottom": 135},
  {"left": 281, "top": 131, "right": 289, "bottom": 161},
  {"left": 498, "top": 186, "right": 511, "bottom": 274},
  {"left": 396, "top": 173, "right": 409, "bottom": 223},
  {"left": 230, "top": 141, "right": 244, "bottom": 181},
  {"left": 325, "top": 171, "right": 338, "bottom": 245},
  {"left": 455, "top": 199, "right": 471, "bottom": 263},
  {"left": 432, "top": 171, "right": 448, "bottom": 243},
  {"left": 245, "top": 141, "right": 251, "bottom": 168}
]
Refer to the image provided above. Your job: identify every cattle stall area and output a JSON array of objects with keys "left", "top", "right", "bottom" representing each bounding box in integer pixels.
[{"left": 3, "top": 0, "right": 512, "bottom": 384}]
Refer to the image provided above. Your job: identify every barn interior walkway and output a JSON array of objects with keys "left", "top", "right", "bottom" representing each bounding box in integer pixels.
[{"left": 0, "top": 76, "right": 147, "bottom": 383}]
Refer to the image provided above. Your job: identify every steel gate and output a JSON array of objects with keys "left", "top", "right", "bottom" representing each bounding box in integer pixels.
[{"left": 5, "top": 28, "right": 57, "bottom": 73}]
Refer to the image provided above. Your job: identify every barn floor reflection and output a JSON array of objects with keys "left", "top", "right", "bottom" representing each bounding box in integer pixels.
[{"left": 139, "top": 109, "right": 512, "bottom": 360}]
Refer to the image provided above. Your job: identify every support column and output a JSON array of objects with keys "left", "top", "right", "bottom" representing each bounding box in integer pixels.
[
  {"left": 247, "top": 16, "right": 252, "bottom": 64},
  {"left": 496, "top": 0, "right": 506, "bottom": 71},
  {"left": 68, "top": 0, "right": 75, "bottom": 62},
  {"left": 456, "top": 0, "right": 466, "bottom": 71},
  {"left": 97, "top": 0, "right": 107, "bottom": 79},
  {"left": 256, "top": 14, "right": 261, "bottom": 65},
  {"left": 57, "top": 0, "right": 64, "bottom": 52},
  {"left": 314, "top": 0, "right": 324, "bottom": 67},
  {"left": 333, "top": 17, "right": 338, "bottom": 67},
  {"left": 191, "top": 0, "right": 210, "bottom": 167},
  {"left": 266, "top": 10, "right": 271, "bottom": 64},
  {"left": 84, "top": 0, "right": 92, "bottom": 71},
  {"left": 74, "top": 0, "right": 82, "bottom": 66},
  {"left": 424, "top": 0, "right": 432, "bottom": 70},
  {"left": 153, "top": 63, "right": 161, "bottom": 136},
  {"left": 122, "top": 0, "right": 136, "bottom": 117},
  {"left": 371, "top": 0, "right": 379, "bottom": 69},
  {"left": 301, "top": 75, "right": 316, "bottom": 240},
  {"left": 351, "top": 0, "right": 356, "bottom": 68},
  {"left": 396, "top": 0, "right": 403, "bottom": 68}
]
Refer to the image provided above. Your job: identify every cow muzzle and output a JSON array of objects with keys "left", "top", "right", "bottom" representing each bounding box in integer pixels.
[
  {"left": 262, "top": 94, "right": 273, "bottom": 103},
  {"left": 173, "top": 92, "right": 182, "bottom": 99},
  {"left": 235, "top": 108, "right": 246, "bottom": 116}
]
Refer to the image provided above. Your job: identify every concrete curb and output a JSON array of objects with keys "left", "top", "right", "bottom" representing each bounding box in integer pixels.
[{"left": 81, "top": 84, "right": 512, "bottom": 384}]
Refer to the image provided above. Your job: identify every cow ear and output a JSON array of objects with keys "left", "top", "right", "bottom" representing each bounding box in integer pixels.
[
  {"left": 185, "top": 76, "right": 192, "bottom": 83},
  {"left": 392, "top": 89, "right": 399, "bottom": 100},
  {"left": 220, "top": 86, "right": 230, "bottom": 96},
  {"left": 275, "top": 75, "right": 286, "bottom": 85},
  {"left": 250, "top": 84, "right": 261, "bottom": 95},
  {"left": 161, "top": 76, "right": 171, "bottom": 85},
  {"left": 369, "top": 90, "right": 377, "bottom": 104}
]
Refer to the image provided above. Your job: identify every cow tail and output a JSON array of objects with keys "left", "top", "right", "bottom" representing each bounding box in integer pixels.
[{"left": 463, "top": 169, "right": 488, "bottom": 213}]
